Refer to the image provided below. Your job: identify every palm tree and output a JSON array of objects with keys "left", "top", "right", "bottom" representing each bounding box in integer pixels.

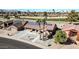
[
  {"left": 4, "top": 12, "right": 10, "bottom": 21},
  {"left": 14, "top": 12, "right": 20, "bottom": 19},
  {"left": 42, "top": 12, "right": 47, "bottom": 40},
  {"left": 4, "top": 14, "right": 10, "bottom": 19},
  {"left": 52, "top": 9, "right": 55, "bottom": 14},
  {"left": 1, "top": 10, "right": 4, "bottom": 18},
  {"left": 36, "top": 19, "right": 42, "bottom": 40},
  {"left": 42, "top": 19, "right": 47, "bottom": 40},
  {"left": 44, "top": 12, "right": 47, "bottom": 19},
  {"left": 36, "top": 12, "right": 47, "bottom": 40},
  {"left": 27, "top": 10, "right": 30, "bottom": 16}
]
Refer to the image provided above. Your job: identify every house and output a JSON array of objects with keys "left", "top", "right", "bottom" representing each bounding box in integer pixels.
[
  {"left": 7, "top": 25, "right": 18, "bottom": 36},
  {"left": 13, "top": 20, "right": 22, "bottom": 27},
  {"left": 1, "top": 20, "right": 28, "bottom": 35},
  {"left": 24, "top": 21, "right": 57, "bottom": 33},
  {"left": 61, "top": 24, "right": 79, "bottom": 41},
  {"left": 0, "top": 21, "right": 3, "bottom": 29},
  {"left": 3, "top": 20, "right": 28, "bottom": 31},
  {"left": 13, "top": 20, "right": 28, "bottom": 31},
  {"left": 4, "top": 20, "right": 13, "bottom": 27},
  {"left": 46, "top": 23, "right": 57, "bottom": 32}
]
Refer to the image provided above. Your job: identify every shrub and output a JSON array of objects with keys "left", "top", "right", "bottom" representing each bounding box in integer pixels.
[{"left": 54, "top": 30, "right": 67, "bottom": 44}]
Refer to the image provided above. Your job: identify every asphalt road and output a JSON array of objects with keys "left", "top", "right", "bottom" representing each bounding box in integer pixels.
[{"left": 0, "top": 37, "right": 41, "bottom": 49}]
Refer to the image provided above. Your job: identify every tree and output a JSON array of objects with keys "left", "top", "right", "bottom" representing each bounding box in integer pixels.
[
  {"left": 33, "top": 11, "right": 37, "bottom": 16},
  {"left": 17, "top": 11, "right": 21, "bottom": 14},
  {"left": 42, "top": 19, "right": 47, "bottom": 40},
  {"left": 36, "top": 19, "right": 42, "bottom": 40},
  {"left": 43, "top": 12, "right": 47, "bottom": 19},
  {"left": 54, "top": 30, "right": 67, "bottom": 44},
  {"left": 42, "top": 12, "right": 47, "bottom": 40},
  {"left": 67, "top": 10, "right": 79, "bottom": 23},
  {"left": 1, "top": 10, "right": 4, "bottom": 17},
  {"left": 27, "top": 10, "right": 30, "bottom": 16},
  {"left": 36, "top": 19, "right": 41, "bottom": 28},
  {"left": 4, "top": 14, "right": 10, "bottom": 19},
  {"left": 36, "top": 12, "right": 47, "bottom": 40},
  {"left": 14, "top": 12, "right": 20, "bottom": 19},
  {"left": 43, "top": 12, "right": 47, "bottom": 27},
  {"left": 52, "top": 9, "right": 55, "bottom": 14}
]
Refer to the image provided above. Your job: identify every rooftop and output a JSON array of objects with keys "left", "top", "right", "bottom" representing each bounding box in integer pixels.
[
  {"left": 62, "top": 24, "right": 79, "bottom": 32},
  {"left": 24, "top": 21, "right": 57, "bottom": 31}
]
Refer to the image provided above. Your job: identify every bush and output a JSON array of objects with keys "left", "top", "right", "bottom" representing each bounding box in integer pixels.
[{"left": 54, "top": 30, "right": 67, "bottom": 44}]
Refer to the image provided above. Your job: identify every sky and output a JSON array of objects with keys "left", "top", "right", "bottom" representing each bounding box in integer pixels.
[
  {"left": 0, "top": 0, "right": 79, "bottom": 12},
  {"left": 0, "top": 0, "right": 79, "bottom": 9},
  {"left": 17, "top": 9, "right": 79, "bottom": 12}
]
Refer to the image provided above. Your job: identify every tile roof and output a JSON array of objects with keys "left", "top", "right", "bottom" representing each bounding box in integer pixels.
[
  {"left": 13, "top": 20, "right": 22, "bottom": 27},
  {"left": 62, "top": 24, "right": 79, "bottom": 32},
  {"left": 24, "top": 22, "right": 56, "bottom": 31}
]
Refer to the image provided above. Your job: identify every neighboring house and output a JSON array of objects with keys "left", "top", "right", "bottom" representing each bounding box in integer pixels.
[
  {"left": 46, "top": 23, "right": 57, "bottom": 32},
  {"left": 0, "top": 25, "right": 17, "bottom": 36},
  {"left": 7, "top": 25, "right": 18, "bottom": 36},
  {"left": 13, "top": 20, "right": 28, "bottom": 31},
  {"left": 4, "top": 20, "right": 13, "bottom": 27},
  {"left": 0, "top": 21, "right": 3, "bottom": 29},
  {"left": 61, "top": 24, "right": 79, "bottom": 41},
  {"left": 3, "top": 20, "right": 27, "bottom": 35},
  {"left": 3, "top": 20, "right": 28, "bottom": 31},
  {"left": 13, "top": 20, "right": 22, "bottom": 28}
]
